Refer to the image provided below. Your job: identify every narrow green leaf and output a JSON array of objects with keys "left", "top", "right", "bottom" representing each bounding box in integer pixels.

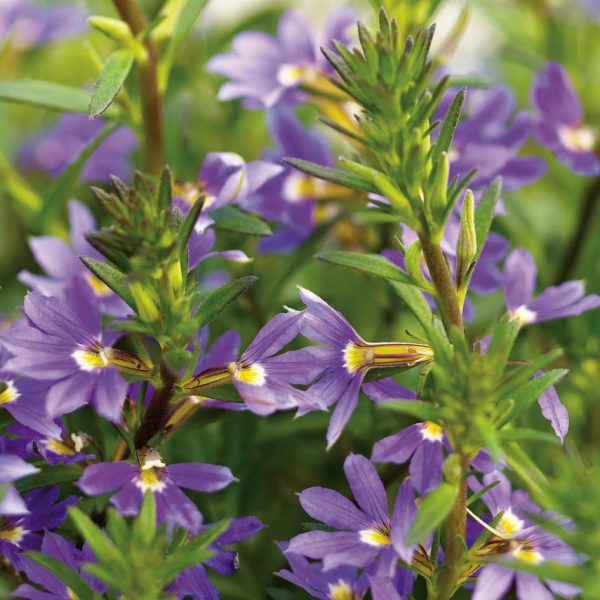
[
  {"left": 89, "top": 48, "right": 135, "bottom": 118},
  {"left": 283, "top": 158, "right": 375, "bottom": 193},
  {"left": 432, "top": 88, "right": 465, "bottom": 163},
  {"left": 378, "top": 400, "right": 440, "bottom": 422},
  {"left": 16, "top": 464, "right": 82, "bottom": 493},
  {"left": 195, "top": 276, "right": 258, "bottom": 328},
  {"left": 408, "top": 482, "right": 459, "bottom": 545},
  {"left": 132, "top": 491, "right": 157, "bottom": 546},
  {"left": 105, "top": 509, "right": 129, "bottom": 549},
  {"left": 467, "top": 480, "right": 500, "bottom": 506},
  {"left": 212, "top": 205, "right": 272, "bottom": 236},
  {"left": 485, "top": 313, "right": 521, "bottom": 374},
  {"left": 316, "top": 250, "right": 416, "bottom": 285},
  {"left": 0, "top": 79, "right": 121, "bottom": 116},
  {"left": 24, "top": 552, "right": 95, "bottom": 600},
  {"left": 473, "top": 177, "right": 501, "bottom": 262},
  {"left": 158, "top": 166, "right": 174, "bottom": 212},
  {"left": 178, "top": 196, "right": 206, "bottom": 263},
  {"left": 83, "top": 563, "right": 128, "bottom": 591},
  {"left": 69, "top": 506, "right": 126, "bottom": 567},
  {"left": 499, "top": 427, "right": 561, "bottom": 445},
  {"left": 389, "top": 281, "right": 433, "bottom": 333},
  {"left": 80, "top": 256, "right": 136, "bottom": 309},
  {"left": 474, "top": 414, "right": 502, "bottom": 463},
  {"left": 38, "top": 122, "right": 119, "bottom": 227}
]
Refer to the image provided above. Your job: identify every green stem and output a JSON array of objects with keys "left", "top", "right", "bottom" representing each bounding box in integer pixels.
[
  {"left": 419, "top": 234, "right": 463, "bottom": 331},
  {"left": 113, "top": 0, "right": 164, "bottom": 175}
]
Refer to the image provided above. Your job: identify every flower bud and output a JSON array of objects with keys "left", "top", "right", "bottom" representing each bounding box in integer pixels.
[
  {"left": 88, "top": 16, "right": 134, "bottom": 44},
  {"left": 130, "top": 281, "right": 161, "bottom": 323},
  {"left": 455, "top": 190, "right": 476, "bottom": 292}
]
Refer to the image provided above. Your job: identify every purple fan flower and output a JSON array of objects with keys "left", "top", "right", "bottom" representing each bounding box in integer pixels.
[
  {"left": 297, "top": 288, "right": 433, "bottom": 448},
  {"left": 440, "top": 86, "right": 546, "bottom": 191},
  {"left": 240, "top": 110, "right": 353, "bottom": 253},
  {"left": 77, "top": 448, "right": 236, "bottom": 530},
  {"left": 19, "top": 113, "right": 137, "bottom": 182},
  {"left": 15, "top": 531, "right": 107, "bottom": 599},
  {"left": 0, "top": 485, "right": 77, "bottom": 570},
  {"left": 207, "top": 8, "right": 356, "bottom": 109},
  {"left": 0, "top": 291, "right": 129, "bottom": 423},
  {"left": 0, "top": 1, "right": 87, "bottom": 49},
  {"left": 531, "top": 62, "right": 600, "bottom": 176},
  {"left": 171, "top": 517, "right": 265, "bottom": 600},
  {"left": 0, "top": 451, "right": 38, "bottom": 515},
  {"left": 286, "top": 454, "right": 418, "bottom": 574},
  {"left": 535, "top": 372, "right": 569, "bottom": 443},
  {"left": 182, "top": 310, "right": 324, "bottom": 416},
  {"left": 19, "top": 200, "right": 129, "bottom": 317},
  {"left": 470, "top": 471, "right": 580, "bottom": 600},
  {"left": 278, "top": 544, "right": 369, "bottom": 599},
  {"left": 580, "top": 0, "right": 600, "bottom": 18},
  {"left": 371, "top": 421, "right": 445, "bottom": 495},
  {"left": 503, "top": 248, "right": 600, "bottom": 325}
]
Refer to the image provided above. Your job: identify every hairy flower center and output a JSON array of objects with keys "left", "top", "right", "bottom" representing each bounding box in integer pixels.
[
  {"left": 358, "top": 524, "right": 392, "bottom": 547},
  {"left": 0, "top": 522, "right": 26, "bottom": 544},
  {"left": 136, "top": 449, "right": 167, "bottom": 492},
  {"left": 512, "top": 305, "right": 537, "bottom": 326},
  {"left": 559, "top": 124, "right": 596, "bottom": 152},
  {"left": 85, "top": 273, "right": 113, "bottom": 298},
  {"left": 328, "top": 580, "right": 358, "bottom": 600},
  {"left": 229, "top": 362, "right": 266, "bottom": 386},
  {"left": 0, "top": 380, "right": 20, "bottom": 405},
  {"left": 72, "top": 347, "right": 110, "bottom": 371},
  {"left": 420, "top": 422, "right": 444, "bottom": 442},
  {"left": 497, "top": 508, "right": 524, "bottom": 536},
  {"left": 343, "top": 342, "right": 434, "bottom": 374}
]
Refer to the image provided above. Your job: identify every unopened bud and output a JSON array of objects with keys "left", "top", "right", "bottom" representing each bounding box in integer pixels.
[
  {"left": 426, "top": 152, "right": 449, "bottom": 231},
  {"left": 455, "top": 190, "right": 476, "bottom": 291},
  {"left": 130, "top": 281, "right": 160, "bottom": 323},
  {"left": 88, "top": 16, "right": 133, "bottom": 44}
]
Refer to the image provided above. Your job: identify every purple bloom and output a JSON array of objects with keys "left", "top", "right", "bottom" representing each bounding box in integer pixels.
[
  {"left": 240, "top": 110, "right": 353, "bottom": 253},
  {"left": 19, "top": 200, "right": 129, "bottom": 317},
  {"left": 371, "top": 422, "right": 445, "bottom": 495},
  {"left": 78, "top": 448, "right": 236, "bottom": 530},
  {"left": 503, "top": 248, "right": 600, "bottom": 325},
  {"left": 0, "top": 451, "right": 38, "bottom": 515},
  {"left": 0, "top": 1, "right": 87, "bottom": 49},
  {"left": 172, "top": 517, "right": 265, "bottom": 600},
  {"left": 19, "top": 113, "right": 137, "bottom": 182},
  {"left": 286, "top": 454, "right": 417, "bottom": 573},
  {"left": 297, "top": 288, "right": 433, "bottom": 448},
  {"left": 0, "top": 291, "right": 129, "bottom": 423},
  {"left": 0, "top": 485, "right": 77, "bottom": 570},
  {"left": 531, "top": 62, "right": 600, "bottom": 176},
  {"left": 470, "top": 472, "right": 580, "bottom": 600},
  {"left": 207, "top": 8, "right": 356, "bottom": 109},
  {"left": 440, "top": 86, "right": 546, "bottom": 191},
  {"left": 183, "top": 310, "right": 324, "bottom": 416},
  {"left": 580, "top": 0, "right": 600, "bottom": 19},
  {"left": 15, "top": 531, "right": 106, "bottom": 599}
]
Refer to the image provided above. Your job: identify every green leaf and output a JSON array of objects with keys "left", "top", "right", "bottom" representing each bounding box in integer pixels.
[
  {"left": 89, "top": 48, "right": 135, "bottom": 118},
  {"left": 0, "top": 80, "right": 121, "bottom": 117},
  {"left": 16, "top": 464, "right": 82, "bottom": 493},
  {"left": 178, "top": 195, "right": 206, "bottom": 263},
  {"left": 212, "top": 205, "right": 272, "bottom": 236},
  {"left": 195, "top": 276, "right": 258, "bottom": 328},
  {"left": 407, "top": 482, "right": 459, "bottom": 545},
  {"left": 467, "top": 480, "right": 500, "bottom": 506},
  {"left": 378, "top": 400, "right": 440, "bottom": 422},
  {"left": 24, "top": 552, "right": 95, "bottom": 600},
  {"left": 80, "top": 256, "right": 136, "bottom": 309},
  {"left": 389, "top": 281, "right": 433, "bottom": 333},
  {"left": 316, "top": 250, "right": 416, "bottom": 285},
  {"left": 38, "top": 122, "right": 119, "bottom": 227},
  {"left": 499, "top": 427, "right": 561, "bottom": 445},
  {"left": 105, "top": 509, "right": 129, "bottom": 549},
  {"left": 485, "top": 312, "right": 521, "bottom": 374},
  {"left": 283, "top": 158, "right": 375, "bottom": 193},
  {"left": 432, "top": 88, "right": 465, "bottom": 163},
  {"left": 69, "top": 506, "right": 126, "bottom": 568},
  {"left": 159, "top": 0, "right": 210, "bottom": 90},
  {"left": 474, "top": 414, "right": 502, "bottom": 463},
  {"left": 473, "top": 177, "right": 501, "bottom": 262},
  {"left": 158, "top": 165, "right": 174, "bottom": 212},
  {"left": 132, "top": 491, "right": 158, "bottom": 546}
]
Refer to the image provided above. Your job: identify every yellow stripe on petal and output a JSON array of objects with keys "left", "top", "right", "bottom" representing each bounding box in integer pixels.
[
  {"left": 0, "top": 525, "right": 26, "bottom": 544},
  {"left": 421, "top": 422, "right": 443, "bottom": 442},
  {"left": 43, "top": 439, "right": 76, "bottom": 456},
  {"left": 0, "top": 380, "right": 20, "bottom": 405},
  {"left": 328, "top": 580, "right": 356, "bottom": 600},
  {"left": 229, "top": 362, "right": 266, "bottom": 386},
  {"left": 72, "top": 348, "right": 110, "bottom": 371},
  {"left": 359, "top": 527, "right": 391, "bottom": 547}
]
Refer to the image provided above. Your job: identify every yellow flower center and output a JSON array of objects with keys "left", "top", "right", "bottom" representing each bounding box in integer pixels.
[
  {"left": 0, "top": 523, "right": 25, "bottom": 544},
  {"left": 421, "top": 422, "right": 444, "bottom": 442},
  {"left": 0, "top": 380, "right": 19, "bottom": 405},
  {"left": 358, "top": 525, "right": 392, "bottom": 547},
  {"left": 85, "top": 273, "right": 113, "bottom": 298},
  {"left": 228, "top": 362, "right": 266, "bottom": 386},
  {"left": 512, "top": 305, "right": 537, "bottom": 326},
  {"left": 559, "top": 124, "right": 596, "bottom": 152},
  {"left": 43, "top": 439, "right": 76, "bottom": 456},
  {"left": 513, "top": 544, "right": 544, "bottom": 565},
  {"left": 72, "top": 347, "right": 109, "bottom": 371},
  {"left": 343, "top": 342, "right": 434, "bottom": 374},
  {"left": 497, "top": 508, "right": 524, "bottom": 536},
  {"left": 328, "top": 580, "right": 357, "bottom": 600}
]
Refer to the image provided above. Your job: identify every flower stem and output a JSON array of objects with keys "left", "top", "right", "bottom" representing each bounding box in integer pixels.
[
  {"left": 134, "top": 361, "right": 177, "bottom": 449},
  {"left": 419, "top": 234, "right": 464, "bottom": 331},
  {"left": 112, "top": 0, "right": 164, "bottom": 175},
  {"left": 434, "top": 455, "right": 469, "bottom": 600}
]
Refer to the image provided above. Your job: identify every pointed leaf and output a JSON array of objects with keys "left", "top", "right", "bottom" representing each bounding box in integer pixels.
[
  {"left": 283, "top": 158, "right": 374, "bottom": 193},
  {"left": 89, "top": 48, "right": 135, "bottom": 118},
  {"left": 432, "top": 88, "right": 465, "bottom": 163},
  {"left": 195, "top": 276, "right": 258, "bottom": 328},
  {"left": 212, "top": 205, "right": 271, "bottom": 236},
  {"left": 16, "top": 464, "right": 83, "bottom": 493},
  {"left": 407, "top": 482, "right": 458, "bottom": 545},
  {"left": 378, "top": 400, "right": 440, "bottom": 422},
  {"left": 178, "top": 196, "right": 206, "bottom": 262},
  {"left": 80, "top": 256, "right": 136, "bottom": 309},
  {"left": 389, "top": 281, "right": 433, "bottom": 333}
]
